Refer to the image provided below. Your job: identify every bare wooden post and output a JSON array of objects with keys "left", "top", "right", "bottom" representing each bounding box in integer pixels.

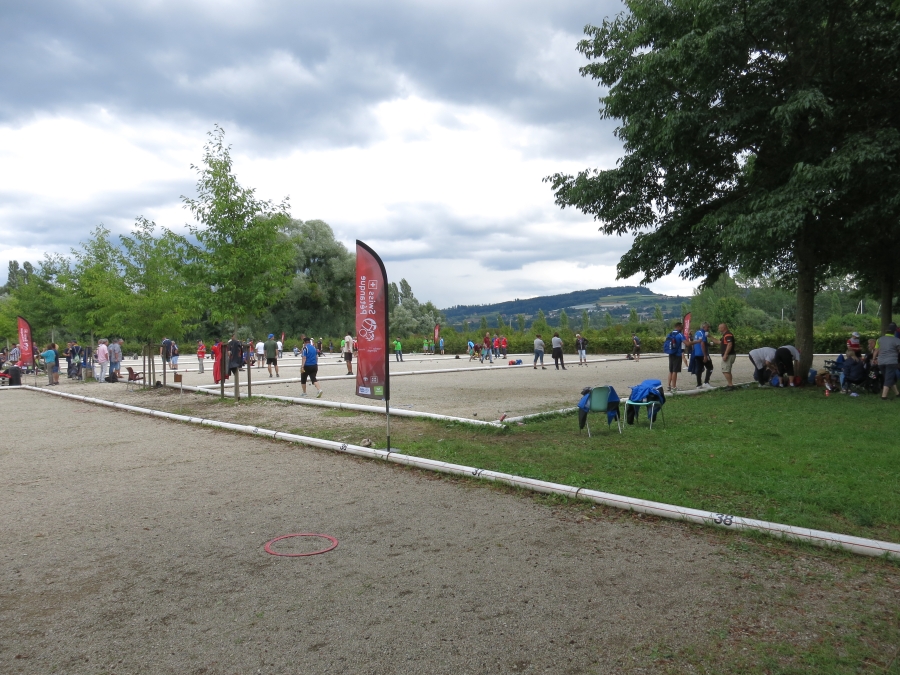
[{"left": 246, "top": 347, "right": 252, "bottom": 399}]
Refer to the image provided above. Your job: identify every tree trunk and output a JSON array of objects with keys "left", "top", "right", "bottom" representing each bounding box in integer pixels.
[
  {"left": 880, "top": 271, "right": 894, "bottom": 335},
  {"left": 794, "top": 228, "right": 817, "bottom": 383}
]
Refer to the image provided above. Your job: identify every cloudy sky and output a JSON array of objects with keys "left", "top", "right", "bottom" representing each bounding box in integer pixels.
[{"left": 0, "top": 0, "right": 694, "bottom": 307}]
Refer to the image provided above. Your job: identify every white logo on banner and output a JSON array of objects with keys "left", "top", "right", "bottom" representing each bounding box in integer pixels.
[
  {"left": 359, "top": 317, "right": 377, "bottom": 342},
  {"left": 358, "top": 386, "right": 371, "bottom": 395}
]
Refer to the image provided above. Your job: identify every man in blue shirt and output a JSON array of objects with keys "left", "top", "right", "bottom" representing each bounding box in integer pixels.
[
  {"left": 689, "top": 322, "right": 713, "bottom": 389},
  {"left": 666, "top": 321, "right": 687, "bottom": 392},
  {"left": 300, "top": 336, "right": 323, "bottom": 398}
]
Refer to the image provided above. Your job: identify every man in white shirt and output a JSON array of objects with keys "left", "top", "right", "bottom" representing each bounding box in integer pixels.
[
  {"left": 343, "top": 332, "right": 354, "bottom": 374},
  {"left": 255, "top": 339, "right": 265, "bottom": 369},
  {"left": 276, "top": 338, "right": 283, "bottom": 359}
]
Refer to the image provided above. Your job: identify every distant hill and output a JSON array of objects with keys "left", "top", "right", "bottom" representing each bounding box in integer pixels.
[{"left": 441, "top": 286, "right": 692, "bottom": 328}]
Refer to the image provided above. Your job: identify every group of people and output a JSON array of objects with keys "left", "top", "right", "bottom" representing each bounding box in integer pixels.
[
  {"left": 200, "top": 331, "right": 358, "bottom": 397},
  {"left": 532, "top": 332, "right": 571, "bottom": 370},
  {"left": 663, "top": 322, "right": 738, "bottom": 392},
  {"left": 835, "top": 324, "right": 900, "bottom": 400},
  {"left": 467, "top": 333, "right": 510, "bottom": 364}
]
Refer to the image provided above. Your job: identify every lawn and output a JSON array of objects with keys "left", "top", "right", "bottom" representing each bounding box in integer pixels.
[{"left": 344, "top": 387, "right": 900, "bottom": 543}]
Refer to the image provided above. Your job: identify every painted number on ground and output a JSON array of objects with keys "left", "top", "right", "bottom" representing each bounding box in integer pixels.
[{"left": 713, "top": 513, "right": 734, "bottom": 526}]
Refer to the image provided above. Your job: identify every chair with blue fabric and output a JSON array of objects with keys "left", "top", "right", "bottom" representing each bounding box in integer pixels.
[
  {"left": 625, "top": 379, "right": 666, "bottom": 430},
  {"left": 577, "top": 385, "right": 622, "bottom": 436}
]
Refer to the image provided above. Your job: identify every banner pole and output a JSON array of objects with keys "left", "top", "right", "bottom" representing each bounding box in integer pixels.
[{"left": 385, "top": 399, "right": 391, "bottom": 451}]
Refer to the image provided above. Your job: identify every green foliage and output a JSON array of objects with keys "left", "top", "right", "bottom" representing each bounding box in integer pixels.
[
  {"left": 581, "top": 309, "right": 590, "bottom": 332},
  {"left": 558, "top": 309, "right": 568, "bottom": 329},
  {"left": 546, "top": 0, "right": 900, "bottom": 375},
  {"left": 264, "top": 219, "right": 355, "bottom": 337},
  {"left": 182, "top": 126, "right": 294, "bottom": 331},
  {"left": 388, "top": 278, "right": 444, "bottom": 338},
  {"left": 479, "top": 316, "right": 488, "bottom": 331},
  {"left": 517, "top": 314, "right": 526, "bottom": 333}
]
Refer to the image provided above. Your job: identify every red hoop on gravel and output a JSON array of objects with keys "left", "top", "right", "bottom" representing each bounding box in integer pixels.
[{"left": 263, "top": 533, "right": 339, "bottom": 557}]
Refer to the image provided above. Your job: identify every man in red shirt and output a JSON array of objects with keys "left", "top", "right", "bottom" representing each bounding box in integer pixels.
[
  {"left": 500, "top": 335, "right": 508, "bottom": 358},
  {"left": 481, "top": 333, "right": 494, "bottom": 364},
  {"left": 197, "top": 340, "right": 206, "bottom": 374}
]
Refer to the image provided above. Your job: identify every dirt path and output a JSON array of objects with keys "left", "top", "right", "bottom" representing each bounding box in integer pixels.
[
  {"left": 2, "top": 388, "right": 897, "bottom": 674},
  {"left": 1, "top": 388, "right": 737, "bottom": 674}
]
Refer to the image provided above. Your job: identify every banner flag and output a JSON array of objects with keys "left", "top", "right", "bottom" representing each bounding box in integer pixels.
[
  {"left": 434, "top": 324, "right": 440, "bottom": 343},
  {"left": 17, "top": 316, "right": 34, "bottom": 367},
  {"left": 355, "top": 241, "right": 389, "bottom": 401},
  {"left": 682, "top": 312, "right": 691, "bottom": 339}
]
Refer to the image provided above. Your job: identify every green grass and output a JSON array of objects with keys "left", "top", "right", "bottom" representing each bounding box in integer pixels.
[{"left": 355, "top": 387, "right": 899, "bottom": 542}]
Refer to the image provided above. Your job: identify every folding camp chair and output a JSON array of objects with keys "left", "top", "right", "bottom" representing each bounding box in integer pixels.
[
  {"left": 125, "top": 367, "right": 144, "bottom": 391},
  {"left": 624, "top": 398, "right": 665, "bottom": 430},
  {"left": 583, "top": 386, "right": 622, "bottom": 436}
]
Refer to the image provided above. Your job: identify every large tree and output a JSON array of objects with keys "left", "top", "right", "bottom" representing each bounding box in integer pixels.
[
  {"left": 547, "top": 0, "right": 900, "bottom": 374},
  {"left": 183, "top": 126, "right": 295, "bottom": 332},
  {"left": 264, "top": 219, "right": 356, "bottom": 337}
]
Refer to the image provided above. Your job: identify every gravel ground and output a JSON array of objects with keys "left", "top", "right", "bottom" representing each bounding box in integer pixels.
[
  {"left": 94, "top": 352, "right": 835, "bottom": 421},
  {"left": 1, "top": 388, "right": 742, "bottom": 674}
]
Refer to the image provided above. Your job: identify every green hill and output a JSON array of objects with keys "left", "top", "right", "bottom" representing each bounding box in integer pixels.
[{"left": 441, "top": 287, "right": 691, "bottom": 328}]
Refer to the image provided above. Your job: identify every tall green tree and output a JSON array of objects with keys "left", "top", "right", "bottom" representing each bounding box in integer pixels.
[
  {"left": 183, "top": 126, "right": 294, "bottom": 332},
  {"left": 266, "top": 219, "right": 356, "bottom": 337},
  {"left": 119, "top": 217, "right": 198, "bottom": 342},
  {"left": 547, "top": 0, "right": 900, "bottom": 376}
]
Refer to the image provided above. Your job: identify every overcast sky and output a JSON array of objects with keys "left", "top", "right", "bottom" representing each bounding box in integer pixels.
[{"left": 0, "top": 0, "right": 695, "bottom": 307}]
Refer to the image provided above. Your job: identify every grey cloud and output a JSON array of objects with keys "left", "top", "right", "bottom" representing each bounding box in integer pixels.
[
  {"left": 348, "top": 201, "right": 630, "bottom": 272},
  {"left": 2, "top": 1, "right": 623, "bottom": 155}
]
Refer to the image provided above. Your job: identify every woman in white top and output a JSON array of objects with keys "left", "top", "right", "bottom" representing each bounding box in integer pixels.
[
  {"left": 533, "top": 335, "right": 546, "bottom": 369},
  {"left": 551, "top": 332, "right": 566, "bottom": 370}
]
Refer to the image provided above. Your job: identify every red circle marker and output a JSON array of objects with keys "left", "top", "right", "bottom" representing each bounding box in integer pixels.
[{"left": 264, "top": 533, "right": 338, "bottom": 557}]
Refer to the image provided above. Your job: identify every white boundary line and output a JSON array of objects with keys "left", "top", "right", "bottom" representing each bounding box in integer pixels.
[{"left": 16, "top": 385, "right": 900, "bottom": 561}]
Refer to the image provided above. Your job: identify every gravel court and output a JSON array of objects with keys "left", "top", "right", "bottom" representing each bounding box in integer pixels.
[
  {"left": 0, "top": 388, "right": 741, "bottom": 674},
  {"left": 147, "top": 353, "right": 833, "bottom": 421}
]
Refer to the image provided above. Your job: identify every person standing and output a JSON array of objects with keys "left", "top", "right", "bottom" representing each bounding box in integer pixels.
[
  {"left": 551, "top": 332, "right": 566, "bottom": 370},
  {"left": 328, "top": 339, "right": 334, "bottom": 353},
  {"left": 264, "top": 333, "right": 279, "bottom": 378},
  {"left": 575, "top": 333, "right": 588, "bottom": 366},
  {"left": 665, "top": 322, "right": 686, "bottom": 392},
  {"left": 316, "top": 338, "right": 323, "bottom": 354},
  {"left": 160, "top": 337, "right": 172, "bottom": 370},
  {"left": 712, "top": 324, "right": 736, "bottom": 387},
  {"left": 278, "top": 337, "right": 284, "bottom": 359},
  {"left": 632, "top": 333, "right": 641, "bottom": 362},
  {"left": 689, "top": 322, "right": 713, "bottom": 388},
  {"left": 467, "top": 339, "right": 476, "bottom": 360},
  {"left": 196, "top": 340, "right": 206, "bottom": 374},
  {"left": 8, "top": 343, "right": 20, "bottom": 367},
  {"left": 169, "top": 341, "right": 179, "bottom": 371},
  {"left": 439, "top": 336, "right": 445, "bottom": 355},
  {"left": 227, "top": 334, "right": 243, "bottom": 377},
  {"left": 300, "top": 336, "right": 324, "bottom": 398},
  {"left": 874, "top": 322, "right": 900, "bottom": 400},
  {"left": 533, "top": 334, "right": 546, "bottom": 369},
  {"left": 343, "top": 331, "right": 354, "bottom": 374},
  {"left": 394, "top": 338, "right": 404, "bottom": 362},
  {"left": 499, "top": 335, "right": 506, "bottom": 358},
  {"left": 108, "top": 339, "right": 123, "bottom": 378},
  {"left": 255, "top": 338, "right": 265, "bottom": 369},
  {"left": 70, "top": 340, "right": 82, "bottom": 380},
  {"left": 96, "top": 339, "right": 110, "bottom": 383},
  {"left": 480, "top": 332, "right": 493, "bottom": 364},
  {"left": 41, "top": 344, "right": 57, "bottom": 386}
]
